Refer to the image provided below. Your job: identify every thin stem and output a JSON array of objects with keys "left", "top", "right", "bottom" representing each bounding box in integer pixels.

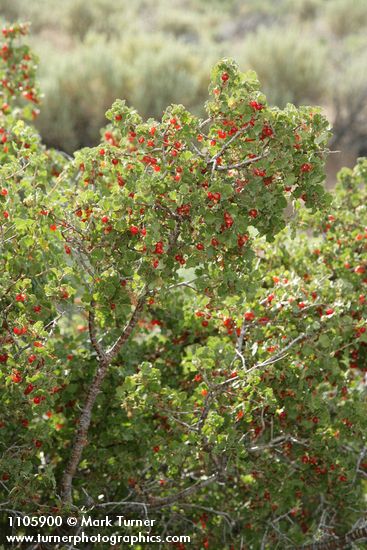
[{"left": 60, "top": 294, "right": 147, "bottom": 504}]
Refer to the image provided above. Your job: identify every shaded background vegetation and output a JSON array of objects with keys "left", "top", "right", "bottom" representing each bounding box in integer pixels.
[{"left": 1, "top": 0, "right": 366, "bottom": 178}]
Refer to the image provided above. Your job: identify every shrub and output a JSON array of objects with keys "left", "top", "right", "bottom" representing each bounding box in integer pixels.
[
  {"left": 323, "top": 0, "right": 367, "bottom": 37},
  {"left": 36, "top": 33, "right": 211, "bottom": 152},
  {"left": 329, "top": 47, "right": 367, "bottom": 149},
  {"left": 2, "top": 23, "right": 367, "bottom": 550},
  {"left": 66, "top": 0, "right": 134, "bottom": 40},
  {"left": 241, "top": 26, "right": 327, "bottom": 107},
  {"left": 36, "top": 35, "right": 129, "bottom": 152}
]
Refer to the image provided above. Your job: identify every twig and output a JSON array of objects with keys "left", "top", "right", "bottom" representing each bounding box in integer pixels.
[
  {"left": 215, "top": 154, "right": 267, "bottom": 172},
  {"left": 293, "top": 523, "right": 367, "bottom": 550},
  {"left": 88, "top": 300, "right": 107, "bottom": 363},
  {"left": 219, "top": 333, "right": 308, "bottom": 388},
  {"left": 60, "top": 293, "right": 147, "bottom": 504}
]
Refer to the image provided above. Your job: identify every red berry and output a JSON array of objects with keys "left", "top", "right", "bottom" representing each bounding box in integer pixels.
[
  {"left": 244, "top": 312, "right": 255, "bottom": 321},
  {"left": 129, "top": 225, "right": 139, "bottom": 235},
  {"left": 249, "top": 100, "right": 263, "bottom": 111},
  {"left": 253, "top": 168, "right": 266, "bottom": 177},
  {"left": 261, "top": 125, "right": 273, "bottom": 139},
  {"left": 301, "top": 163, "right": 312, "bottom": 173},
  {"left": 24, "top": 384, "right": 34, "bottom": 395},
  {"left": 11, "top": 372, "right": 22, "bottom": 383},
  {"left": 237, "top": 234, "right": 249, "bottom": 248},
  {"left": 154, "top": 241, "right": 164, "bottom": 254},
  {"left": 224, "top": 211, "right": 234, "bottom": 228}
]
